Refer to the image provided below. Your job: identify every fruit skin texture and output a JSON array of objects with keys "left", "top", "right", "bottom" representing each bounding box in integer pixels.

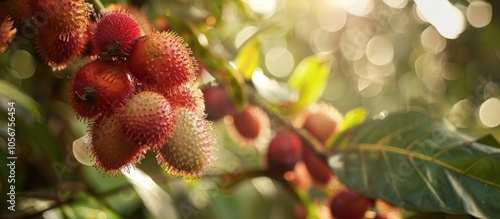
[
  {"left": 156, "top": 108, "right": 216, "bottom": 178},
  {"left": 163, "top": 83, "right": 205, "bottom": 113},
  {"left": 0, "top": 17, "right": 16, "bottom": 55},
  {"left": 104, "top": 4, "right": 152, "bottom": 35},
  {"left": 127, "top": 31, "right": 196, "bottom": 92},
  {"left": 90, "top": 114, "right": 146, "bottom": 176},
  {"left": 93, "top": 12, "right": 142, "bottom": 54},
  {"left": 69, "top": 60, "right": 134, "bottom": 119},
  {"left": 329, "top": 189, "right": 373, "bottom": 219},
  {"left": 202, "top": 85, "right": 234, "bottom": 121},
  {"left": 35, "top": 26, "right": 89, "bottom": 70},
  {"left": 266, "top": 130, "right": 303, "bottom": 175},
  {"left": 120, "top": 91, "right": 175, "bottom": 148},
  {"left": 29, "top": 0, "right": 88, "bottom": 33}
]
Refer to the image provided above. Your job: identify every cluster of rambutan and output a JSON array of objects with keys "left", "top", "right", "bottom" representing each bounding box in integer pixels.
[{"left": 55, "top": 4, "right": 217, "bottom": 177}]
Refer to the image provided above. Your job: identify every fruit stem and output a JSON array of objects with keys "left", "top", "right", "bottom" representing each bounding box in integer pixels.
[
  {"left": 86, "top": 0, "right": 105, "bottom": 14},
  {"left": 245, "top": 84, "right": 327, "bottom": 156}
]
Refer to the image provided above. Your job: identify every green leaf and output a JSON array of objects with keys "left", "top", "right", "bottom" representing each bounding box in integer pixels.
[
  {"left": 287, "top": 56, "right": 331, "bottom": 112},
  {"left": 0, "top": 79, "right": 43, "bottom": 120},
  {"left": 327, "top": 107, "right": 367, "bottom": 149},
  {"left": 339, "top": 107, "right": 367, "bottom": 132},
  {"left": 234, "top": 39, "right": 260, "bottom": 80},
  {"left": 327, "top": 112, "right": 500, "bottom": 219}
]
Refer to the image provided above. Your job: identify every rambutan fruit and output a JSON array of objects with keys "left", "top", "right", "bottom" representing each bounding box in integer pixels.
[
  {"left": 226, "top": 105, "right": 271, "bottom": 146},
  {"left": 329, "top": 189, "right": 374, "bottom": 219},
  {"left": 69, "top": 59, "right": 134, "bottom": 119},
  {"left": 201, "top": 84, "right": 235, "bottom": 121},
  {"left": 303, "top": 145, "right": 333, "bottom": 187},
  {"left": 34, "top": 26, "right": 89, "bottom": 70},
  {"left": 93, "top": 12, "right": 142, "bottom": 55},
  {"left": 162, "top": 83, "right": 205, "bottom": 113},
  {"left": 266, "top": 129, "right": 303, "bottom": 175},
  {"left": 119, "top": 91, "right": 175, "bottom": 148},
  {"left": 29, "top": 0, "right": 88, "bottom": 33},
  {"left": 104, "top": 4, "right": 152, "bottom": 35},
  {"left": 90, "top": 114, "right": 147, "bottom": 176},
  {"left": 0, "top": 16, "right": 16, "bottom": 55},
  {"left": 294, "top": 102, "right": 343, "bottom": 145},
  {"left": 156, "top": 108, "right": 217, "bottom": 178},
  {"left": 127, "top": 31, "right": 196, "bottom": 92}
]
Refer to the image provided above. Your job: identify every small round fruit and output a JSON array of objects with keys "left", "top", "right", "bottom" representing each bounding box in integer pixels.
[
  {"left": 202, "top": 85, "right": 234, "bottom": 121},
  {"left": 119, "top": 91, "right": 175, "bottom": 147},
  {"left": 93, "top": 12, "right": 142, "bottom": 54},
  {"left": 266, "top": 129, "right": 303, "bottom": 175},
  {"left": 90, "top": 114, "right": 147, "bottom": 176},
  {"left": 303, "top": 145, "right": 333, "bottom": 187},
  {"left": 69, "top": 60, "right": 134, "bottom": 119},
  {"left": 295, "top": 102, "right": 343, "bottom": 145},
  {"left": 329, "top": 189, "right": 373, "bottom": 219},
  {"left": 127, "top": 31, "right": 196, "bottom": 92},
  {"left": 156, "top": 107, "right": 217, "bottom": 178},
  {"left": 35, "top": 26, "right": 89, "bottom": 70},
  {"left": 229, "top": 105, "right": 270, "bottom": 145},
  {"left": 29, "top": 0, "right": 88, "bottom": 33}
]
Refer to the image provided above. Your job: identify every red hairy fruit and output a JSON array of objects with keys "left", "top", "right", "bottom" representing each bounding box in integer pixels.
[
  {"left": 104, "top": 4, "right": 152, "bottom": 35},
  {"left": 29, "top": 0, "right": 88, "bottom": 33},
  {"left": 93, "top": 12, "right": 142, "bottom": 54},
  {"left": 35, "top": 26, "right": 89, "bottom": 70},
  {"left": 0, "top": 17, "right": 16, "bottom": 55},
  {"left": 163, "top": 83, "right": 205, "bottom": 113},
  {"left": 297, "top": 102, "right": 344, "bottom": 145},
  {"left": 229, "top": 105, "right": 270, "bottom": 145},
  {"left": 156, "top": 108, "right": 216, "bottom": 178},
  {"left": 303, "top": 145, "right": 333, "bottom": 187},
  {"left": 266, "top": 130, "right": 303, "bottom": 175},
  {"left": 202, "top": 85, "right": 235, "bottom": 121},
  {"left": 90, "top": 114, "right": 146, "bottom": 176},
  {"left": 127, "top": 31, "right": 196, "bottom": 92},
  {"left": 329, "top": 189, "right": 374, "bottom": 219},
  {"left": 69, "top": 60, "right": 134, "bottom": 119},
  {"left": 119, "top": 91, "right": 175, "bottom": 148}
]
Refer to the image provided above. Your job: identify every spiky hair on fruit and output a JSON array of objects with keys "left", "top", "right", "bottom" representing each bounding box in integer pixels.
[
  {"left": 0, "top": 16, "right": 16, "bottom": 55},
  {"left": 156, "top": 107, "right": 217, "bottom": 178},
  {"left": 119, "top": 91, "right": 175, "bottom": 148},
  {"left": 93, "top": 11, "right": 142, "bottom": 55},
  {"left": 29, "top": 0, "right": 88, "bottom": 33},
  {"left": 35, "top": 26, "right": 89, "bottom": 70},
  {"left": 69, "top": 59, "right": 134, "bottom": 119},
  {"left": 103, "top": 4, "right": 152, "bottom": 35},
  {"left": 162, "top": 83, "right": 205, "bottom": 113},
  {"left": 90, "top": 114, "right": 147, "bottom": 177},
  {"left": 127, "top": 31, "right": 196, "bottom": 92}
]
